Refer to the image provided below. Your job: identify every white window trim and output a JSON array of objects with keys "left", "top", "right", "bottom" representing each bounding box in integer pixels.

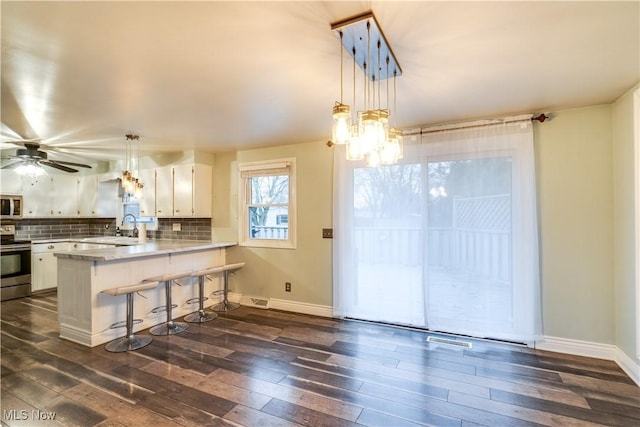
[{"left": 238, "top": 158, "right": 296, "bottom": 249}]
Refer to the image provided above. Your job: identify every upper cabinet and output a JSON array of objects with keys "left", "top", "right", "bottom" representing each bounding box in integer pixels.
[
  {"left": 50, "top": 175, "right": 78, "bottom": 216},
  {"left": 147, "top": 163, "right": 211, "bottom": 218},
  {"left": 21, "top": 174, "right": 108, "bottom": 218},
  {"left": 0, "top": 162, "right": 211, "bottom": 219},
  {"left": 137, "top": 168, "right": 156, "bottom": 217},
  {"left": 77, "top": 175, "right": 99, "bottom": 217},
  {"left": 155, "top": 165, "right": 173, "bottom": 217},
  {"left": 0, "top": 170, "right": 22, "bottom": 194},
  {"left": 22, "top": 176, "right": 52, "bottom": 217}
]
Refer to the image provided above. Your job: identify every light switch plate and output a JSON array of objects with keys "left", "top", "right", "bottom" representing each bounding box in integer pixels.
[
  {"left": 322, "top": 228, "right": 333, "bottom": 238},
  {"left": 172, "top": 223, "right": 181, "bottom": 231}
]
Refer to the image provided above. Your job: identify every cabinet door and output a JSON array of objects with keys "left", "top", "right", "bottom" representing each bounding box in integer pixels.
[
  {"left": 155, "top": 166, "right": 173, "bottom": 217},
  {"left": 193, "top": 164, "right": 212, "bottom": 217},
  {"left": 78, "top": 175, "right": 98, "bottom": 217},
  {"left": 173, "top": 164, "right": 193, "bottom": 216},
  {"left": 0, "top": 170, "right": 22, "bottom": 194},
  {"left": 138, "top": 168, "right": 156, "bottom": 216},
  {"left": 31, "top": 242, "right": 69, "bottom": 291},
  {"left": 50, "top": 175, "right": 78, "bottom": 216},
  {"left": 31, "top": 252, "right": 58, "bottom": 291},
  {"left": 22, "top": 177, "right": 51, "bottom": 217}
]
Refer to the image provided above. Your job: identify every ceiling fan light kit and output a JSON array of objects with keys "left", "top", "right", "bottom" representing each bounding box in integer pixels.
[{"left": 2, "top": 142, "right": 93, "bottom": 176}]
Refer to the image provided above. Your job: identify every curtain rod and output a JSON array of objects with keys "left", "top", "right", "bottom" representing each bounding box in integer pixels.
[{"left": 403, "top": 113, "right": 549, "bottom": 137}]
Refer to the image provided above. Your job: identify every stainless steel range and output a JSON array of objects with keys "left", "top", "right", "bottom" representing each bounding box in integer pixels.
[{"left": 1, "top": 224, "right": 31, "bottom": 301}]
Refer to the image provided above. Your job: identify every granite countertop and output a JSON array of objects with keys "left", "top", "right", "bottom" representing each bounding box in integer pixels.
[
  {"left": 53, "top": 239, "right": 237, "bottom": 262},
  {"left": 31, "top": 236, "right": 141, "bottom": 245}
]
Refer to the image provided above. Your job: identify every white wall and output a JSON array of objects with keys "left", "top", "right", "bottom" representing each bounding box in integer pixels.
[{"left": 613, "top": 85, "right": 639, "bottom": 365}]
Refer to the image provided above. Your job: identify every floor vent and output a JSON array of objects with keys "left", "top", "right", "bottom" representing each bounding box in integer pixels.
[
  {"left": 427, "top": 336, "right": 472, "bottom": 348},
  {"left": 250, "top": 298, "right": 269, "bottom": 308}
]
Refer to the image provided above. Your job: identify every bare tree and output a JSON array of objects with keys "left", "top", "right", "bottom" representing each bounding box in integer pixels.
[{"left": 249, "top": 175, "right": 289, "bottom": 228}]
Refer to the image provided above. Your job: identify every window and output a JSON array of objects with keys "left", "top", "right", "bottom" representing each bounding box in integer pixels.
[{"left": 239, "top": 158, "right": 296, "bottom": 248}]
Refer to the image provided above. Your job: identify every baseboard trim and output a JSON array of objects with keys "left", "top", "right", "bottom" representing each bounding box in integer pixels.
[
  {"left": 230, "top": 292, "right": 332, "bottom": 317},
  {"left": 535, "top": 336, "right": 617, "bottom": 360},
  {"left": 268, "top": 298, "right": 333, "bottom": 317},
  {"left": 536, "top": 335, "right": 640, "bottom": 386},
  {"left": 615, "top": 347, "right": 640, "bottom": 386}
]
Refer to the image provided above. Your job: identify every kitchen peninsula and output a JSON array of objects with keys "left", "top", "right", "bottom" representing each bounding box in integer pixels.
[{"left": 55, "top": 239, "right": 236, "bottom": 347}]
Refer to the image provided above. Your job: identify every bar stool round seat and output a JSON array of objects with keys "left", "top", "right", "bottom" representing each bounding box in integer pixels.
[
  {"left": 212, "top": 262, "right": 245, "bottom": 312},
  {"left": 184, "top": 266, "right": 220, "bottom": 323},
  {"left": 100, "top": 280, "right": 159, "bottom": 352},
  {"left": 144, "top": 271, "right": 191, "bottom": 336}
]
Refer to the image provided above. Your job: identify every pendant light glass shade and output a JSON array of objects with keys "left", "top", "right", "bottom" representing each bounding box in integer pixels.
[
  {"left": 346, "top": 123, "right": 363, "bottom": 160},
  {"left": 332, "top": 102, "right": 351, "bottom": 145}
]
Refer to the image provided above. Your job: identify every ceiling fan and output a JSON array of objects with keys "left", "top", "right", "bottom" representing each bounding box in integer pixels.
[{"left": 1, "top": 142, "right": 92, "bottom": 173}]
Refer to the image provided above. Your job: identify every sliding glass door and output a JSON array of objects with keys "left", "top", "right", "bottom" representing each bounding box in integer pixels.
[{"left": 333, "top": 118, "right": 541, "bottom": 343}]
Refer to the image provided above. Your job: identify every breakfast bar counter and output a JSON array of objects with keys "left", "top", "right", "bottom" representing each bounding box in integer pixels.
[{"left": 55, "top": 239, "right": 237, "bottom": 347}]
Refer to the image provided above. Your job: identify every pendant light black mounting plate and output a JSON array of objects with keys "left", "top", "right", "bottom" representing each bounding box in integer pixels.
[{"left": 331, "top": 11, "right": 402, "bottom": 81}]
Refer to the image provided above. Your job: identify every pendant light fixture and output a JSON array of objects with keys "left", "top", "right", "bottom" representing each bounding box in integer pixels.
[
  {"left": 330, "top": 11, "right": 403, "bottom": 166},
  {"left": 332, "top": 31, "right": 351, "bottom": 145},
  {"left": 122, "top": 134, "right": 143, "bottom": 199}
]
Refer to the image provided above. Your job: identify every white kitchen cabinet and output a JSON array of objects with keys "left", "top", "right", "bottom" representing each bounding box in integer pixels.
[
  {"left": 31, "top": 242, "right": 70, "bottom": 292},
  {"left": 22, "top": 176, "right": 52, "bottom": 217},
  {"left": 191, "top": 163, "right": 212, "bottom": 217},
  {"left": 32, "top": 241, "right": 116, "bottom": 292},
  {"left": 0, "top": 170, "right": 22, "bottom": 194},
  {"left": 173, "top": 164, "right": 193, "bottom": 216},
  {"left": 21, "top": 174, "right": 108, "bottom": 218},
  {"left": 77, "top": 175, "right": 99, "bottom": 217},
  {"left": 135, "top": 163, "right": 211, "bottom": 218},
  {"left": 50, "top": 175, "right": 78, "bottom": 216},
  {"left": 155, "top": 165, "right": 173, "bottom": 217},
  {"left": 137, "top": 168, "right": 156, "bottom": 216}
]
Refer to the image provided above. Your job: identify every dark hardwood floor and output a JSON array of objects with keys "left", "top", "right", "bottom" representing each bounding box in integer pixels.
[{"left": 1, "top": 292, "right": 639, "bottom": 426}]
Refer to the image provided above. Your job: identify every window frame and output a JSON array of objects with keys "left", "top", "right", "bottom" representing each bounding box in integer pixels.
[{"left": 238, "top": 158, "right": 296, "bottom": 249}]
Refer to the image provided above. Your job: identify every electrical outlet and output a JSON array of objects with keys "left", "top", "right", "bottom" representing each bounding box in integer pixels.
[
  {"left": 285, "top": 282, "right": 291, "bottom": 292},
  {"left": 322, "top": 228, "right": 333, "bottom": 238},
  {"left": 172, "top": 223, "right": 181, "bottom": 231}
]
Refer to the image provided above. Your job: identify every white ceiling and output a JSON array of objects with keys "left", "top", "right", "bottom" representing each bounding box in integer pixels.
[{"left": 1, "top": 1, "right": 639, "bottom": 163}]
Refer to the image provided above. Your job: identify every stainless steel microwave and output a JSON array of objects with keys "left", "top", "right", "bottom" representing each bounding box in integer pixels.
[{"left": 0, "top": 195, "right": 23, "bottom": 219}]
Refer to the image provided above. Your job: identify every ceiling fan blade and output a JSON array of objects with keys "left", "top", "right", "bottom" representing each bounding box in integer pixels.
[
  {"left": 40, "top": 161, "right": 78, "bottom": 173},
  {"left": 48, "top": 159, "right": 92, "bottom": 168},
  {"left": 1, "top": 162, "right": 20, "bottom": 169}
]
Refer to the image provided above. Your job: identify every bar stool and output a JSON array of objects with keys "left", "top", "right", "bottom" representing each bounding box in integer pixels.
[
  {"left": 145, "top": 271, "right": 191, "bottom": 336},
  {"left": 100, "top": 280, "right": 159, "bottom": 352},
  {"left": 212, "top": 262, "right": 245, "bottom": 312},
  {"left": 184, "top": 266, "right": 220, "bottom": 323}
]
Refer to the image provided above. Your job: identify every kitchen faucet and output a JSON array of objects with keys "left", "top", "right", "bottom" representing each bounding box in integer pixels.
[{"left": 122, "top": 214, "right": 139, "bottom": 238}]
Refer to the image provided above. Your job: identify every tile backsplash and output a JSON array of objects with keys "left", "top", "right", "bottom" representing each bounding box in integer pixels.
[{"left": 14, "top": 218, "right": 212, "bottom": 241}]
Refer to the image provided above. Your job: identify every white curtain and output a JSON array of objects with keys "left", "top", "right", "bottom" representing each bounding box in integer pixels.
[{"left": 333, "top": 116, "right": 541, "bottom": 344}]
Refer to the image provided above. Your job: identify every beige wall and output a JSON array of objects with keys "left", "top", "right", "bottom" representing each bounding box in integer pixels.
[
  {"left": 613, "top": 85, "right": 639, "bottom": 361},
  {"left": 535, "top": 105, "right": 615, "bottom": 344},
  {"left": 218, "top": 140, "right": 334, "bottom": 306},
  {"left": 215, "top": 102, "right": 636, "bottom": 348}
]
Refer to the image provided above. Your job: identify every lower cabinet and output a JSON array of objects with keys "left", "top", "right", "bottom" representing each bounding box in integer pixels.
[
  {"left": 31, "top": 242, "right": 114, "bottom": 292},
  {"left": 32, "top": 242, "right": 69, "bottom": 292}
]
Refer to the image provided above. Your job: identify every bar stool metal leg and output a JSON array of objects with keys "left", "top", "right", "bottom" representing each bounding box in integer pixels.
[
  {"left": 150, "top": 280, "right": 189, "bottom": 335},
  {"left": 105, "top": 292, "right": 153, "bottom": 352},
  {"left": 212, "top": 270, "right": 240, "bottom": 312},
  {"left": 185, "top": 275, "right": 217, "bottom": 323}
]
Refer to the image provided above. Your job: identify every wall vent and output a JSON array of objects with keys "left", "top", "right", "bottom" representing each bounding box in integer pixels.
[{"left": 427, "top": 336, "right": 472, "bottom": 348}]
